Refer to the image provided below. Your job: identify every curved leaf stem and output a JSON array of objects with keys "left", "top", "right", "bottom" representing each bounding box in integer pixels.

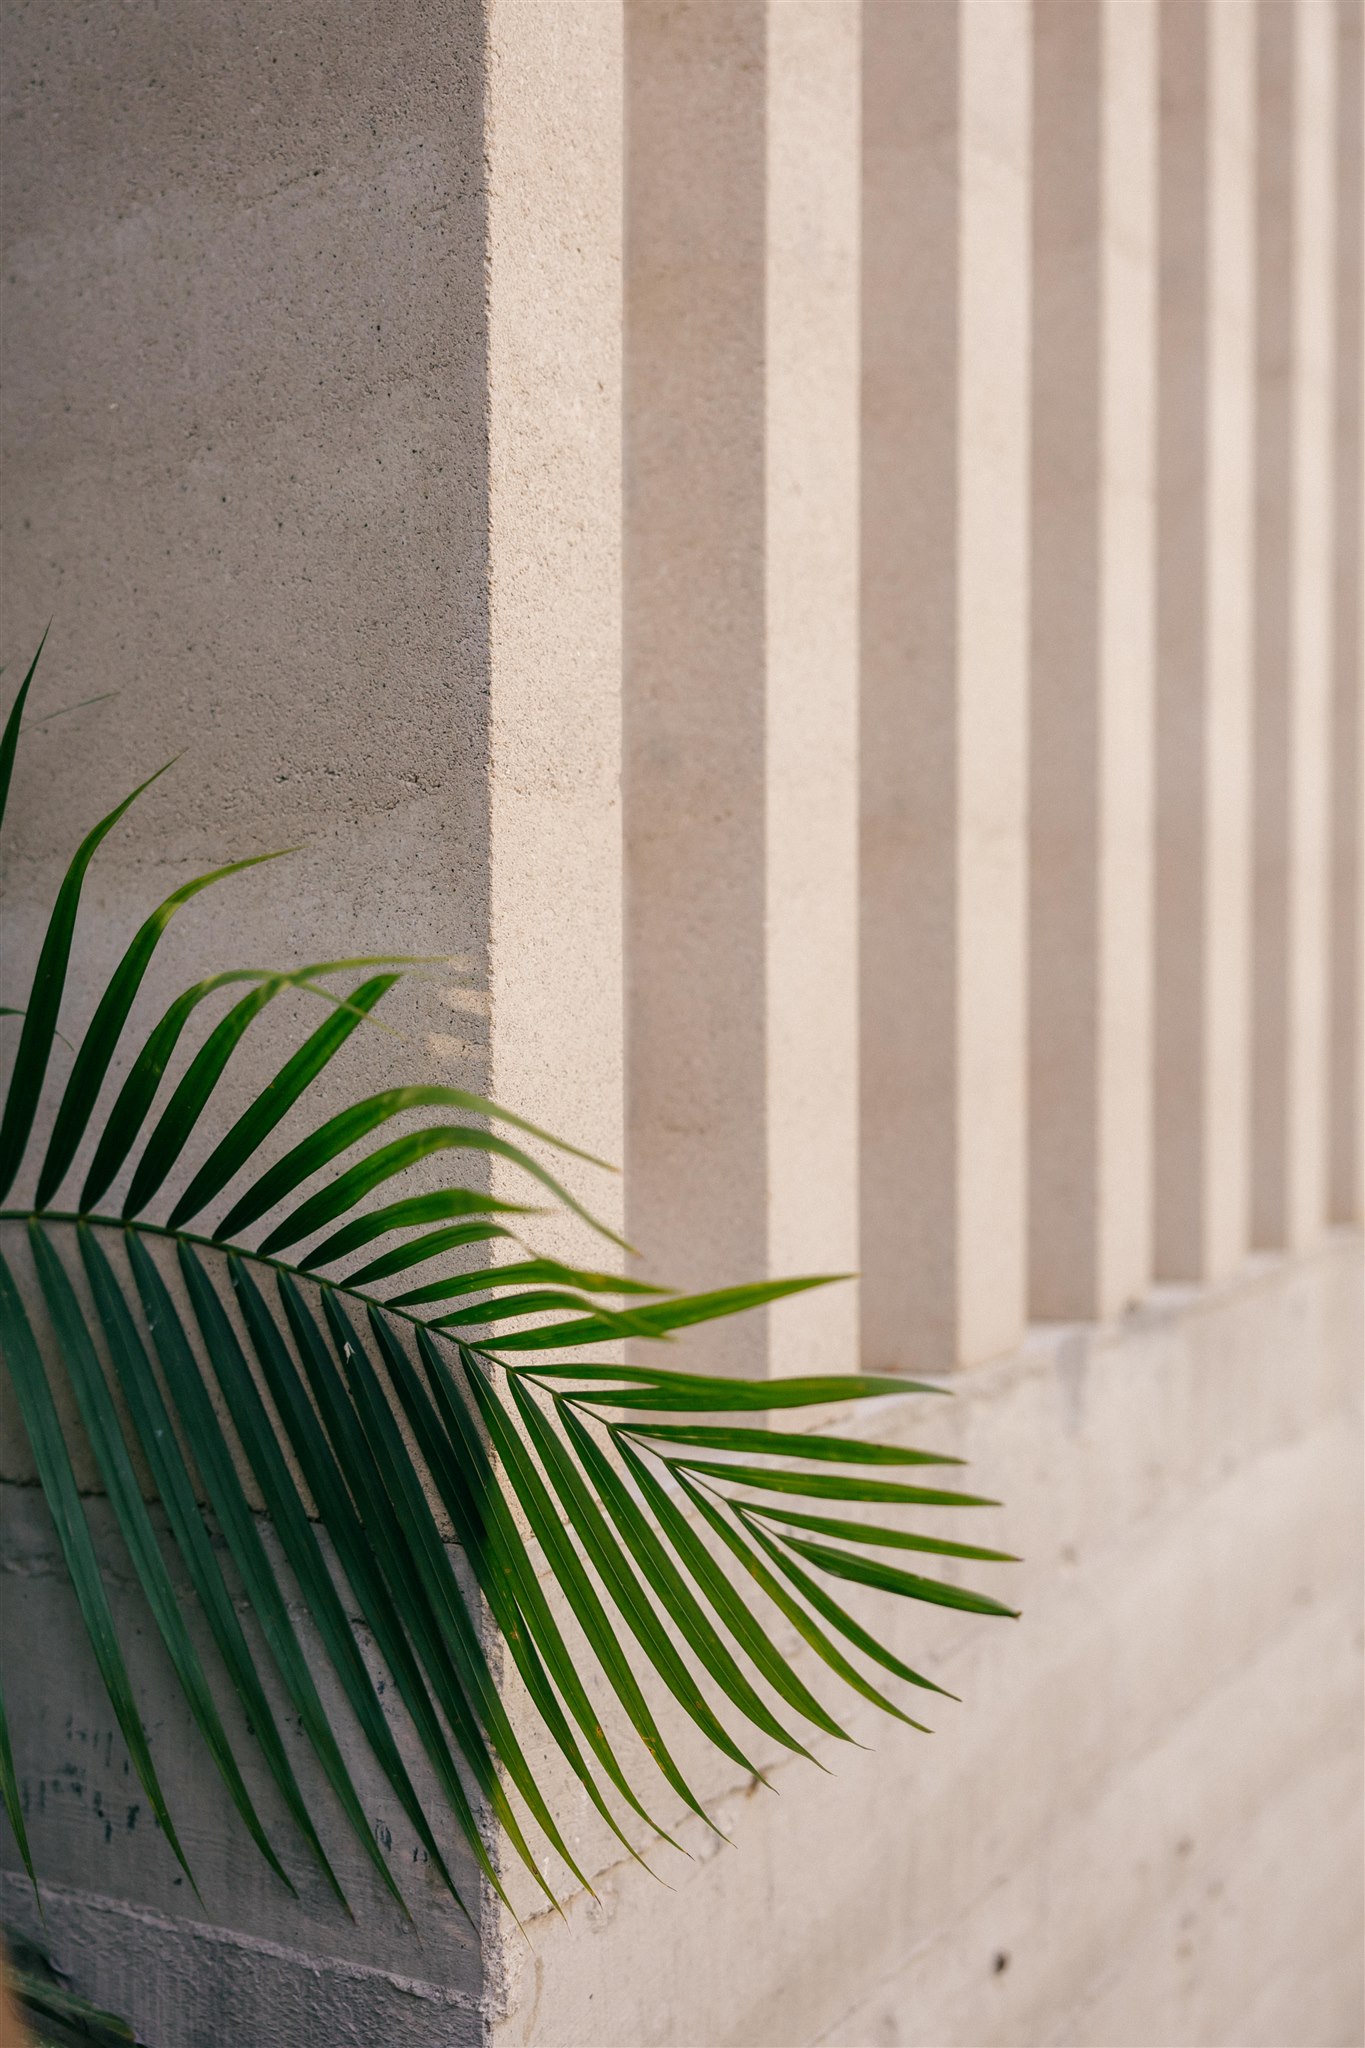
[{"left": 0, "top": 1207, "right": 494, "bottom": 1349}]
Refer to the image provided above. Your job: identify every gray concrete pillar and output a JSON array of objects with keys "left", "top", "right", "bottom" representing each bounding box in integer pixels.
[
  {"left": 763, "top": 2, "right": 861, "bottom": 1380},
  {"left": 1252, "top": 0, "right": 1299, "bottom": 1251},
  {"left": 1154, "top": 0, "right": 1213, "bottom": 1284},
  {"left": 954, "top": 0, "right": 1032, "bottom": 1367}
]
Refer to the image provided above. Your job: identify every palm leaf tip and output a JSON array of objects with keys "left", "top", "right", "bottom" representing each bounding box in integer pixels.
[
  {"left": 0, "top": 757, "right": 178, "bottom": 1204},
  {"left": 0, "top": 624, "right": 51, "bottom": 834}
]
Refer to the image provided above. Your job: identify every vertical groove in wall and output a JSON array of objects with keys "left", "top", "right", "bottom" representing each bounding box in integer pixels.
[
  {"left": 1028, "top": 0, "right": 1103, "bottom": 1318},
  {"left": 1328, "top": 0, "right": 1364, "bottom": 1225},
  {"left": 858, "top": 0, "right": 961, "bottom": 1373},
  {"left": 623, "top": 2, "right": 768, "bottom": 1365},
  {"left": 1251, "top": 0, "right": 1297, "bottom": 1249},
  {"left": 1154, "top": 1, "right": 1211, "bottom": 1282}
]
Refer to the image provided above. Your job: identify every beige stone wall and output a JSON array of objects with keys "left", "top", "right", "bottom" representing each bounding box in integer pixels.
[{"left": 1, "top": 1, "right": 1362, "bottom": 2044}]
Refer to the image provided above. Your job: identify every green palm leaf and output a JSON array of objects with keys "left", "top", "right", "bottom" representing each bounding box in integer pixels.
[
  {"left": 79, "top": 1226, "right": 344, "bottom": 1902},
  {"left": 0, "top": 667, "right": 1017, "bottom": 1923},
  {"left": 690, "top": 1484, "right": 944, "bottom": 1725},
  {"left": 562, "top": 1408, "right": 833, "bottom": 1758},
  {"left": 165, "top": 974, "right": 401, "bottom": 1225},
  {"left": 301, "top": 1189, "right": 542, "bottom": 1275},
  {"left": 0, "top": 1248, "right": 195, "bottom": 1891},
  {"left": 317, "top": 1290, "right": 582, "bottom": 1908},
  {"left": 461, "top": 1353, "right": 720, "bottom": 1833},
  {"left": 80, "top": 960, "right": 420, "bottom": 1215},
  {"left": 503, "top": 1368, "right": 769, "bottom": 1785},
  {"left": 385, "top": 1254, "right": 668, "bottom": 1311},
  {"left": 229, "top": 1263, "right": 489, "bottom": 1919},
  {"left": 0, "top": 762, "right": 173, "bottom": 1203},
  {"left": 405, "top": 1325, "right": 676, "bottom": 1855},
  {"left": 0, "top": 626, "right": 49, "bottom": 832}
]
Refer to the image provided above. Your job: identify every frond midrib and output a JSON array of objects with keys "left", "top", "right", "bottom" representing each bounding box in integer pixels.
[{"left": 0, "top": 1207, "right": 456, "bottom": 1346}]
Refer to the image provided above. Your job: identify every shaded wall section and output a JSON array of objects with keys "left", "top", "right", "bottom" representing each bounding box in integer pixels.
[{"left": 0, "top": 0, "right": 495, "bottom": 1195}]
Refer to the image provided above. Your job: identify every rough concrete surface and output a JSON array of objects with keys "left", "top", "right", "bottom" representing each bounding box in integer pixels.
[
  {"left": 478, "top": 1235, "right": 1363, "bottom": 2048},
  {"left": 2, "top": 1238, "right": 1359, "bottom": 2047}
]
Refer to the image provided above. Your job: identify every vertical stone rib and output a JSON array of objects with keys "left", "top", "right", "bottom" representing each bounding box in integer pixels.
[
  {"left": 1329, "top": 0, "right": 1364, "bottom": 1226},
  {"left": 1154, "top": 1, "right": 1211, "bottom": 1281},
  {"left": 624, "top": 3, "right": 768, "bottom": 1367},
  {"left": 1096, "top": 0, "right": 1157, "bottom": 1312},
  {"left": 1029, "top": 0, "right": 1103, "bottom": 1319},
  {"left": 484, "top": 0, "right": 626, "bottom": 1259},
  {"left": 859, "top": 0, "right": 961, "bottom": 1372},
  {"left": 765, "top": 1, "right": 861, "bottom": 1377},
  {"left": 1029, "top": 0, "right": 1156, "bottom": 1320},
  {"left": 860, "top": 0, "right": 1029, "bottom": 1372},
  {"left": 1286, "top": 0, "right": 1337, "bottom": 1246},
  {"left": 1154, "top": 0, "right": 1254, "bottom": 1290},
  {"left": 1252, "top": 0, "right": 1339, "bottom": 1253},
  {"left": 1251, "top": 0, "right": 1297, "bottom": 1247},
  {"left": 956, "top": 0, "right": 1032, "bottom": 1362},
  {"left": 1204, "top": 0, "right": 1257, "bottom": 1279}
]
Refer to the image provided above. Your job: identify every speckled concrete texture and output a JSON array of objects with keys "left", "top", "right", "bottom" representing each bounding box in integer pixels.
[
  {"left": 1, "top": 0, "right": 497, "bottom": 1200},
  {"left": 482, "top": 1237, "right": 1364, "bottom": 2048}
]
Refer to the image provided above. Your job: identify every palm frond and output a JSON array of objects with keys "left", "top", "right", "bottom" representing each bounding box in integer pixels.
[{"left": 0, "top": 637, "right": 1017, "bottom": 1921}]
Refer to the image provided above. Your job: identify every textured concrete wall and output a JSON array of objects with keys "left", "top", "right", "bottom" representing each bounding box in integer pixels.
[
  {"left": 0, "top": 1478, "right": 488, "bottom": 2044},
  {"left": 1, "top": 1, "right": 1363, "bottom": 2044},
  {"left": 484, "top": 1236, "right": 1363, "bottom": 2048},
  {"left": 1, "top": 0, "right": 625, "bottom": 2031},
  {"left": 3, "top": 1239, "right": 1358, "bottom": 2048},
  {"left": 0, "top": 0, "right": 625, "bottom": 1261},
  {"left": 1, "top": 0, "right": 494, "bottom": 1112}
]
